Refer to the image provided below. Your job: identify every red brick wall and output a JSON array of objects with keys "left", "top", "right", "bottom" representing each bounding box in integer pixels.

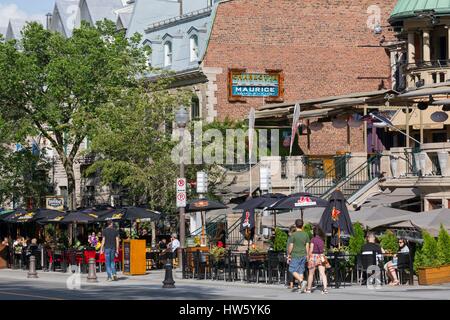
[{"left": 203, "top": 0, "right": 395, "bottom": 154}]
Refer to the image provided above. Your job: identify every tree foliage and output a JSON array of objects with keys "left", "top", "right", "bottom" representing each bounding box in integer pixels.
[
  {"left": 437, "top": 225, "right": 450, "bottom": 266},
  {"left": 348, "top": 223, "right": 365, "bottom": 266},
  {"left": 380, "top": 230, "right": 399, "bottom": 254},
  {"left": 271, "top": 227, "right": 288, "bottom": 252},
  {"left": 0, "top": 20, "right": 151, "bottom": 209},
  {"left": 414, "top": 231, "right": 440, "bottom": 270}
]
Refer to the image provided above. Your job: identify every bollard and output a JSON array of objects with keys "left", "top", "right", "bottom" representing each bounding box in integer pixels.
[
  {"left": 87, "top": 258, "right": 98, "bottom": 283},
  {"left": 162, "top": 260, "right": 176, "bottom": 288},
  {"left": 27, "top": 256, "right": 38, "bottom": 279}
]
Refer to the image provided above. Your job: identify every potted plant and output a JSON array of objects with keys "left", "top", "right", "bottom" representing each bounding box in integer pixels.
[
  {"left": 348, "top": 223, "right": 365, "bottom": 267},
  {"left": 415, "top": 226, "right": 450, "bottom": 285},
  {"left": 271, "top": 228, "right": 288, "bottom": 252}
]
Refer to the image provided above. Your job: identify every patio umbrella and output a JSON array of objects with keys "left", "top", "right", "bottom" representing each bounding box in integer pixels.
[
  {"left": 184, "top": 199, "right": 228, "bottom": 246},
  {"left": 2, "top": 209, "right": 37, "bottom": 223},
  {"left": 61, "top": 211, "right": 97, "bottom": 224},
  {"left": 184, "top": 199, "right": 228, "bottom": 212},
  {"left": 0, "top": 209, "right": 15, "bottom": 222},
  {"left": 409, "top": 209, "right": 450, "bottom": 236},
  {"left": 234, "top": 193, "right": 287, "bottom": 211},
  {"left": 319, "top": 190, "right": 353, "bottom": 248},
  {"left": 95, "top": 207, "right": 161, "bottom": 222},
  {"left": 271, "top": 192, "right": 328, "bottom": 220},
  {"left": 34, "top": 209, "right": 67, "bottom": 222},
  {"left": 350, "top": 207, "right": 414, "bottom": 229},
  {"left": 262, "top": 207, "right": 326, "bottom": 228}
]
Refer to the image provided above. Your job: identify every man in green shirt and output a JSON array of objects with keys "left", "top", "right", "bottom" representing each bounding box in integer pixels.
[{"left": 287, "top": 219, "right": 310, "bottom": 292}]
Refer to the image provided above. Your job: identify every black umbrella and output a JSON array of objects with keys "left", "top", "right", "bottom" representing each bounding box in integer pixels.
[
  {"left": 61, "top": 211, "right": 97, "bottom": 224},
  {"left": 235, "top": 193, "right": 287, "bottom": 211},
  {"left": 318, "top": 190, "right": 354, "bottom": 248},
  {"left": 96, "top": 207, "right": 161, "bottom": 221},
  {"left": 271, "top": 192, "right": 328, "bottom": 220},
  {"left": 2, "top": 208, "right": 37, "bottom": 223},
  {"left": 184, "top": 199, "right": 228, "bottom": 213},
  {"left": 34, "top": 209, "right": 67, "bottom": 222}
]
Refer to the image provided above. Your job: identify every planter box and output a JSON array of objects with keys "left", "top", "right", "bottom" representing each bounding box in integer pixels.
[{"left": 418, "top": 265, "right": 450, "bottom": 285}]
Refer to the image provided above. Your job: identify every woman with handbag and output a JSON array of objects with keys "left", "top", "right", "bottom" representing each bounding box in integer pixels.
[{"left": 305, "top": 225, "right": 329, "bottom": 294}]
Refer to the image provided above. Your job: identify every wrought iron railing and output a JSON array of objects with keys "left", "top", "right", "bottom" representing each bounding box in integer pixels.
[
  {"left": 190, "top": 214, "right": 227, "bottom": 238},
  {"left": 303, "top": 154, "right": 351, "bottom": 197},
  {"left": 226, "top": 219, "right": 244, "bottom": 250},
  {"left": 323, "top": 154, "right": 382, "bottom": 200}
]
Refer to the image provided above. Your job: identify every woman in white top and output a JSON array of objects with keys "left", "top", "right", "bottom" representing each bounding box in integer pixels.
[{"left": 384, "top": 238, "right": 410, "bottom": 286}]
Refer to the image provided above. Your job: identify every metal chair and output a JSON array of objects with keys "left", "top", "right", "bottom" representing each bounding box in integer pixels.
[{"left": 396, "top": 253, "right": 411, "bottom": 285}]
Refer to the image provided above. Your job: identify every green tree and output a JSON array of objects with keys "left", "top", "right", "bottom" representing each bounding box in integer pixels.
[
  {"left": 272, "top": 228, "right": 288, "bottom": 252},
  {"left": 0, "top": 20, "right": 150, "bottom": 209},
  {"left": 348, "top": 223, "right": 365, "bottom": 266},
  {"left": 0, "top": 115, "right": 51, "bottom": 207},
  {"left": 414, "top": 231, "right": 440, "bottom": 270},
  {"left": 437, "top": 225, "right": 450, "bottom": 266},
  {"left": 86, "top": 84, "right": 190, "bottom": 213},
  {"left": 380, "top": 230, "right": 399, "bottom": 254}
]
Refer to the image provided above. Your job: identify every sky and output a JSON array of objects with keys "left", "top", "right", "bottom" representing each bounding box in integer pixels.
[{"left": 0, "top": 0, "right": 55, "bottom": 29}]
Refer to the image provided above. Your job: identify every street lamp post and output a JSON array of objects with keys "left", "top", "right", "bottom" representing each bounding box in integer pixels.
[{"left": 175, "top": 106, "right": 189, "bottom": 269}]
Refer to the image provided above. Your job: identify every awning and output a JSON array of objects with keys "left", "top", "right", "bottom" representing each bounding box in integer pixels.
[
  {"left": 398, "top": 86, "right": 450, "bottom": 99},
  {"left": 361, "top": 188, "right": 420, "bottom": 208},
  {"left": 390, "top": 106, "right": 450, "bottom": 130},
  {"left": 316, "top": 97, "right": 369, "bottom": 108}
]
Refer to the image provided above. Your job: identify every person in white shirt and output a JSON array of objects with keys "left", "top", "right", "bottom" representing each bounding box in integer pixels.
[{"left": 169, "top": 234, "right": 180, "bottom": 253}]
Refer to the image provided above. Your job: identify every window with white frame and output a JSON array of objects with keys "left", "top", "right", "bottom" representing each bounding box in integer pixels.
[
  {"left": 190, "top": 35, "right": 199, "bottom": 62},
  {"left": 164, "top": 41, "right": 172, "bottom": 66}
]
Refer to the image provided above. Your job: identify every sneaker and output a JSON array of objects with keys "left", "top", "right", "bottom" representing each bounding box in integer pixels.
[
  {"left": 300, "top": 281, "right": 307, "bottom": 293},
  {"left": 113, "top": 275, "right": 118, "bottom": 281}
]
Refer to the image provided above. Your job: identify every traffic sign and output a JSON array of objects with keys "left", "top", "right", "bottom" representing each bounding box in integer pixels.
[{"left": 176, "top": 178, "right": 187, "bottom": 208}]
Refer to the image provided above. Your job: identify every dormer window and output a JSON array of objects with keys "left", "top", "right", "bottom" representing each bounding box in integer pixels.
[
  {"left": 190, "top": 35, "right": 199, "bottom": 62},
  {"left": 164, "top": 41, "right": 172, "bottom": 67}
]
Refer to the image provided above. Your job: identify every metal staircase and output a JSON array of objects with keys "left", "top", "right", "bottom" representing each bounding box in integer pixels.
[
  {"left": 305, "top": 154, "right": 382, "bottom": 200},
  {"left": 304, "top": 154, "right": 351, "bottom": 196},
  {"left": 190, "top": 214, "right": 227, "bottom": 238},
  {"left": 225, "top": 219, "right": 245, "bottom": 250}
]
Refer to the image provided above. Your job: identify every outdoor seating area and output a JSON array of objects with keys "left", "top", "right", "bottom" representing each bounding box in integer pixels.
[{"left": 181, "top": 249, "right": 415, "bottom": 288}]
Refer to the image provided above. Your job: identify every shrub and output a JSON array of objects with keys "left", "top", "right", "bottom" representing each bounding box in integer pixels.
[
  {"left": 210, "top": 245, "right": 225, "bottom": 259},
  {"left": 303, "top": 223, "right": 313, "bottom": 239},
  {"left": 437, "top": 224, "right": 450, "bottom": 266},
  {"left": 380, "top": 230, "right": 399, "bottom": 254},
  {"left": 414, "top": 231, "right": 440, "bottom": 270},
  {"left": 348, "top": 223, "right": 365, "bottom": 266},
  {"left": 272, "top": 228, "right": 288, "bottom": 252}
]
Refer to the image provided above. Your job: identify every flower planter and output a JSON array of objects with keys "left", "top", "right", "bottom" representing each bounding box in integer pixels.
[{"left": 418, "top": 265, "right": 450, "bottom": 285}]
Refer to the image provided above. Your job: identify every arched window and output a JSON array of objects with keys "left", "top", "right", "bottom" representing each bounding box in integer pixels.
[
  {"left": 164, "top": 41, "right": 172, "bottom": 66},
  {"left": 190, "top": 35, "right": 199, "bottom": 62}
]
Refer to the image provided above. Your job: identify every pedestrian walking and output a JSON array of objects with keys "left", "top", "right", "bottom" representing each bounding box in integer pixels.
[
  {"left": 286, "top": 225, "right": 297, "bottom": 289},
  {"left": 305, "top": 225, "right": 329, "bottom": 294},
  {"left": 100, "top": 220, "right": 120, "bottom": 281},
  {"left": 287, "top": 219, "right": 310, "bottom": 293}
]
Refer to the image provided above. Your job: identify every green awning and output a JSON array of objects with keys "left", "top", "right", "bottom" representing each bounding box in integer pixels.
[{"left": 390, "top": 0, "right": 450, "bottom": 23}]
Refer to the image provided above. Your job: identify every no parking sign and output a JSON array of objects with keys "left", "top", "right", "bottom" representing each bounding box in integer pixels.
[{"left": 176, "top": 178, "right": 186, "bottom": 208}]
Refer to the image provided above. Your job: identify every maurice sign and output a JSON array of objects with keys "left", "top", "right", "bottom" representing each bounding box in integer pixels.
[{"left": 228, "top": 69, "right": 284, "bottom": 101}]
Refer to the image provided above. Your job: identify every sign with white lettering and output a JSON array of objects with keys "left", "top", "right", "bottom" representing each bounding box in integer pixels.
[
  {"left": 46, "top": 196, "right": 65, "bottom": 211},
  {"left": 228, "top": 69, "right": 284, "bottom": 101}
]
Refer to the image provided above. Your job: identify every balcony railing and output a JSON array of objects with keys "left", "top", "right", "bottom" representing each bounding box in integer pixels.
[{"left": 406, "top": 60, "right": 450, "bottom": 88}]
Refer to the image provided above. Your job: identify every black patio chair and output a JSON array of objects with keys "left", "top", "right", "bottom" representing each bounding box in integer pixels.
[
  {"left": 267, "top": 251, "right": 282, "bottom": 284},
  {"left": 396, "top": 252, "right": 412, "bottom": 285},
  {"left": 224, "top": 252, "right": 240, "bottom": 281},
  {"left": 357, "top": 252, "right": 384, "bottom": 285}
]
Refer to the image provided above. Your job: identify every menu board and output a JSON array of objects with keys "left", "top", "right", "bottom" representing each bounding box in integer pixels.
[{"left": 123, "top": 241, "right": 131, "bottom": 273}]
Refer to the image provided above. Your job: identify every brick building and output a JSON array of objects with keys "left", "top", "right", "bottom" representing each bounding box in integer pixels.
[{"left": 201, "top": 0, "right": 396, "bottom": 155}]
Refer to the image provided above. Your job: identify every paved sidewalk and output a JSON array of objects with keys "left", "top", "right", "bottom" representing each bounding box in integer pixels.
[{"left": 0, "top": 269, "right": 449, "bottom": 300}]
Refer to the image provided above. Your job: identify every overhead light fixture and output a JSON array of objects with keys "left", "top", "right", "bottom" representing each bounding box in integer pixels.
[
  {"left": 374, "top": 24, "right": 382, "bottom": 35},
  {"left": 417, "top": 101, "right": 429, "bottom": 110}
]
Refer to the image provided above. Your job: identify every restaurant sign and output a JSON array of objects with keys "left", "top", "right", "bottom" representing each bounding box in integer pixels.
[
  {"left": 46, "top": 196, "right": 65, "bottom": 211},
  {"left": 228, "top": 69, "right": 284, "bottom": 102}
]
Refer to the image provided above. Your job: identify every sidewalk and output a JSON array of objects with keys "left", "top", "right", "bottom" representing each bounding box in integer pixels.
[{"left": 0, "top": 269, "right": 449, "bottom": 300}]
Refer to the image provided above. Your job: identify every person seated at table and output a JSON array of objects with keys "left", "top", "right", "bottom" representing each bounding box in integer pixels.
[
  {"left": 361, "top": 232, "right": 384, "bottom": 257},
  {"left": 88, "top": 232, "right": 99, "bottom": 249},
  {"left": 384, "top": 238, "right": 410, "bottom": 286},
  {"left": 158, "top": 238, "right": 168, "bottom": 250}
]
